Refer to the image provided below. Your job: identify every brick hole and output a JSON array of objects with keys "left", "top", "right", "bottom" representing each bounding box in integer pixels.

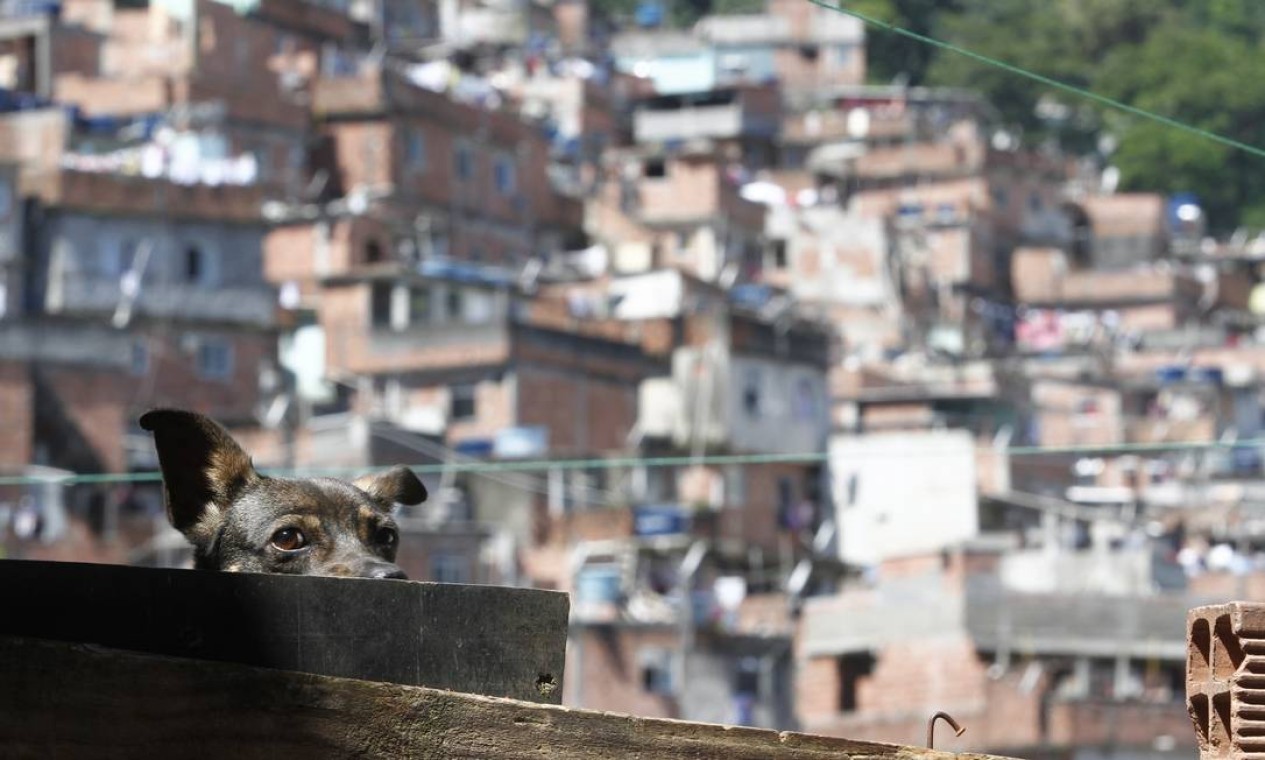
[
  {"left": 1216, "top": 615, "right": 1246, "bottom": 679},
  {"left": 1212, "top": 690, "right": 1232, "bottom": 752},
  {"left": 1192, "top": 617, "right": 1212, "bottom": 682},
  {"left": 535, "top": 673, "right": 557, "bottom": 697},
  {"left": 1190, "top": 692, "right": 1210, "bottom": 749}
]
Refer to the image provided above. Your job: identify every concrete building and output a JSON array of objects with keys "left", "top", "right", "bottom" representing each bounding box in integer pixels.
[
  {"left": 612, "top": 0, "right": 865, "bottom": 98},
  {"left": 589, "top": 146, "right": 768, "bottom": 283},
  {"left": 795, "top": 550, "right": 1197, "bottom": 757}
]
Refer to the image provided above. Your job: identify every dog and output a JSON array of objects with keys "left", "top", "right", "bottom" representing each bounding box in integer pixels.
[{"left": 140, "top": 409, "right": 426, "bottom": 578}]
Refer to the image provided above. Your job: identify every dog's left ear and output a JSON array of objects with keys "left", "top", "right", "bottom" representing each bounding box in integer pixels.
[
  {"left": 354, "top": 465, "right": 428, "bottom": 507},
  {"left": 139, "top": 409, "right": 260, "bottom": 539}
]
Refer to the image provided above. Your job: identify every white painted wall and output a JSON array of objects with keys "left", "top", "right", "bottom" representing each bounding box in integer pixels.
[
  {"left": 831, "top": 430, "right": 979, "bottom": 565},
  {"left": 609, "top": 270, "right": 686, "bottom": 320}
]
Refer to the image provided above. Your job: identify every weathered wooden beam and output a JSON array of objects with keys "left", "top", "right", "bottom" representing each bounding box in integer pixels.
[
  {"left": 0, "top": 560, "right": 568, "bottom": 703},
  {"left": 0, "top": 637, "right": 1014, "bottom": 760}
]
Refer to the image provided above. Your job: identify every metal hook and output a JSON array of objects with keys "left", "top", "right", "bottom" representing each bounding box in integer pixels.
[{"left": 927, "top": 711, "right": 965, "bottom": 749}]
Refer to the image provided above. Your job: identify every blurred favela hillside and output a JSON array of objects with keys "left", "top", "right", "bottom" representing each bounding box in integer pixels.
[{"left": 2, "top": 0, "right": 1265, "bottom": 755}]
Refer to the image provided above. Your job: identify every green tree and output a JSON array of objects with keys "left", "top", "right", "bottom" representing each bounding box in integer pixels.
[
  {"left": 925, "top": 0, "right": 1087, "bottom": 136},
  {"left": 709, "top": 0, "right": 764, "bottom": 14},
  {"left": 1185, "top": 0, "right": 1265, "bottom": 42},
  {"left": 848, "top": 0, "right": 960, "bottom": 85},
  {"left": 1094, "top": 23, "right": 1265, "bottom": 229},
  {"left": 887, "top": 0, "right": 1265, "bottom": 229}
]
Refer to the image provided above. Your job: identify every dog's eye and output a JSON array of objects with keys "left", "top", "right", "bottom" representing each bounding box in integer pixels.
[
  {"left": 270, "top": 527, "right": 307, "bottom": 552},
  {"left": 375, "top": 526, "right": 398, "bottom": 547}
]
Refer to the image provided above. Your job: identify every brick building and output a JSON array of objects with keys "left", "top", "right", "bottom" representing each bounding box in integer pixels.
[
  {"left": 589, "top": 146, "right": 768, "bottom": 282},
  {"left": 794, "top": 549, "right": 1197, "bottom": 756},
  {"left": 308, "top": 63, "right": 584, "bottom": 268}
]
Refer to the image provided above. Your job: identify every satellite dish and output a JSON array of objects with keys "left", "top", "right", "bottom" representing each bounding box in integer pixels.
[
  {"left": 991, "top": 130, "right": 1017, "bottom": 151},
  {"left": 846, "top": 108, "right": 871, "bottom": 139}
]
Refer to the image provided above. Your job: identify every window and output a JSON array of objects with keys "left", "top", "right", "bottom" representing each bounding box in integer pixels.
[
  {"left": 794, "top": 377, "right": 817, "bottom": 421},
  {"left": 454, "top": 142, "right": 474, "bottom": 181},
  {"left": 321, "top": 43, "right": 360, "bottom": 77},
  {"left": 431, "top": 552, "right": 468, "bottom": 584},
  {"left": 734, "top": 657, "right": 760, "bottom": 696},
  {"left": 185, "top": 245, "right": 205, "bottom": 284},
  {"left": 405, "top": 128, "right": 426, "bottom": 171},
  {"left": 428, "top": 233, "right": 450, "bottom": 261},
  {"left": 639, "top": 648, "right": 675, "bottom": 695},
  {"left": 644, "top": 158, "right": 667, "bottom": 178},
  {"left": 494, "top": 155, "right": 516, "bottom": 196},
  {"left": 776, "top": 476, "right": 795, "bottom": 529},
  {"left": 837, "top": 653, "right": 876, "bottom": 712},
  {"left": 251, "top": 146, "right": 271, "bottom": 181},
  {"left": 196, "top": 338, "right": 233, "bottom": 381},
  {"left": 409, "top": 286, "right": 431, "bottom": 324},
  {"left": 742, "top": 368, "right": 762, "bottom": 418},
  {"left": 450, "top": 384, "right": 476, "bottom": 421},
  {"left": 371, "top": 282, "right": 393, "bottom": 328},
  {"left": 274, "top": 32, "right": 296, "bottom": 56},
  {"left": 446, "top": 287, "right": 464, "bottom": 321},
  {"left": 365, "top": 240, "right": 386, "bottom": 264},
  {"left": 724, "top": 465, "right": 745, "bottom": 507},
  {"left": 991, "top": 186, "right": 1009, "bottom": 210},
  {"left": 771, "top": 240, "right": 788, "bottom": 269},
  {"left": 130, "top": 340, "right": 149, "bottom": 377}
]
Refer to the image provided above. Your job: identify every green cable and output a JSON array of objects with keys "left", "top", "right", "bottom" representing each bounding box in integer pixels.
[
  {"left": 0, "top": 438, "right": 1257, "bottom": 487},
  {"left": 809, "top": 0, "right": 1265, "bottom": 160}
]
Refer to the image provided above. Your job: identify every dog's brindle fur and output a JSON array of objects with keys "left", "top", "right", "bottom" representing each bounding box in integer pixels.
[{"left": 140, "top": 409, "right": 427, "bottom": 578}]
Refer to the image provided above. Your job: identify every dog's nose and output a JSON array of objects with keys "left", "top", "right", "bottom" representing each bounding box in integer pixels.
[{"left": 368, "top": 564, "right": 407, "bottom": 580}]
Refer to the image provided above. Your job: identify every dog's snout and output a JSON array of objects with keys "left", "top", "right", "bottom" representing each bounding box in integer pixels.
[
  {"left": 368, "top": 564, "right": 407, "bottom": 580},
  {"left": 324, "top": 560, "right": 407, "bottom": 579}
]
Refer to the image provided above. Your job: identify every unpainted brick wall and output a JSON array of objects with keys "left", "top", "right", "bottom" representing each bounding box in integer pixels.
[
  {"left": 1188, "top": 603, "right": 1265, "bottom": 759},
  {"left": 0, "top": 362, "right": 33, "bottom": 469},
  {"left": 566, "top": 625, "right": 681, "bottom": 719}
]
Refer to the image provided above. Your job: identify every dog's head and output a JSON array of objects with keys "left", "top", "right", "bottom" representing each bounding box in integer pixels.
[{"left": 140, "top": 409, "right": 426, "bottom": 578}]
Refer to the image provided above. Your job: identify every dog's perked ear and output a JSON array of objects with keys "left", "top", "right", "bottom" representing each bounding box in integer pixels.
[
  {"left": 139, "top": 409, "right": 259, "bottom": 539},
  {"left": 354, "top": 465, "right": 428, "bottom": 507}
]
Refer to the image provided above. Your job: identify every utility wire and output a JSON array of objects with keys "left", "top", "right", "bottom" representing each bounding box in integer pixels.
[
  {"left": 0, "top": 437, "right": 1257, "bottom": 487},
  {"left": 809, "top": 0, "right": 1265, "bottom": 161}
]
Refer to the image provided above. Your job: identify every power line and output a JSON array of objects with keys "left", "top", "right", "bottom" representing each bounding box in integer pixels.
[
  {"left": 810, "top": 0, "right": 1265, "bottom": 161},
  {"left": 0, "top": 436, "right": 1257, "bottom": 487},
  {"left": 367, "top": 424, "right": 623, "bottom": 507}
]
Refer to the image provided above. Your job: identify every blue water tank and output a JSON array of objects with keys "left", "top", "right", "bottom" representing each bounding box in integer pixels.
[
  {"left": 575, "top": 566, "right": 622, "bottom": 603},
  {"left": 635, "top": 0, "right": 664, "bottom": 27}
]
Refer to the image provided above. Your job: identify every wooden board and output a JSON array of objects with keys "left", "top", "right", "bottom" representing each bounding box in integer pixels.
[
  {"left": 0, "top": 636, "right": 1016, "bottom": 760},
  {"left": 0, "top": 559, "right": 568, "bottom": 703}
]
